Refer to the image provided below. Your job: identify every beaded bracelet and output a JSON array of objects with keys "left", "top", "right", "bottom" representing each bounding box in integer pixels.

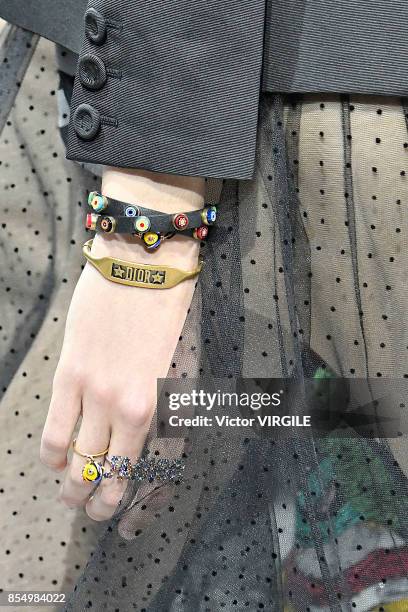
[
  {"left": 86, "top": 211, "right": 211, "bottom": 240},
  {"left": 86, "top": 191, "right": 217, "bottom": 250},
  {"left": 88, "top": 191, "right": 217, "bottom": 228}
]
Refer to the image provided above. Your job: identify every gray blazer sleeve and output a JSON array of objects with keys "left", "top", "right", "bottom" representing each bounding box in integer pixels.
[{"left": 66, "top": 0, "right": 266, "bottom": 179}]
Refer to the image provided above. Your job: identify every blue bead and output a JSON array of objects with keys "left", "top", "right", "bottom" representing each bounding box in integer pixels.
[
  {"left": 207, "top": 206, "right": 217, "bottom": 224},
  {"left": 125, "top": 206, "right": 138, "bottom": 217},
  {"left": 89, "top": 192, "right": 108, "bottom": 212}
]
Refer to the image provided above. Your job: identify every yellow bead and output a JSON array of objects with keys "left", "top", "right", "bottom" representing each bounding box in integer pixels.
[
  {"left": 143, "top": 232, "right": 160, "bottom": 246},
  {"left": 82, "top": 460, "right": 103, "bottom": 483}
]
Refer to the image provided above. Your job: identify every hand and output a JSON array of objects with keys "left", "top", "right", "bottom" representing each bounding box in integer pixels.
[{"left": 39, "top": 167, "right": 204, "bottom": 520}]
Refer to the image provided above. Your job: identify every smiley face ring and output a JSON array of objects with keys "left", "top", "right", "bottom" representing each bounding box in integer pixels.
[{"left": 72, "top": 438, "right": 109, "bottom": 484}]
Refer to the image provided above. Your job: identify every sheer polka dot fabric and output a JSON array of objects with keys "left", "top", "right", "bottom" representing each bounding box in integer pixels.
[
  {"left": 63, "top": 95, "right": 408, "bottom": 610},
  {"left": 0, "top": 37, "right": 102, "bottom": 603}
]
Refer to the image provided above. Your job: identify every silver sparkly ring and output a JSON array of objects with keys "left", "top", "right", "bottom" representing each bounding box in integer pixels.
[{"left": 103, "top": 455, "right": 185, "bottom": 483}]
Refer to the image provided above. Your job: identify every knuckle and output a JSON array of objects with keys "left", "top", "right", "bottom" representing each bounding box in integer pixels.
[
  {"left": 69, "top": 470, "right": 89, "bottom": 488},
  {"left": 99, "top": 488, "right": 123, "bottom": 509},
  {"left": 88, "top": 382, "right": 119, "bottom": 407},
  {"left": 40, "top": 433, "right": 67, "bottom": 459},
  {"left": 52, "top": 362, "right": 83, "bottom": 390},
  {"left": 117, "top": 398, "right": 153, "bottom": 428},
  {"left": 86, "top": 506, "right": 111, "bottom": 521},
  {"left": 40, "top": 457, "right": 65, "bottom": 471},
  {"left": 59, "top": 493, "right": 83, "bottom": 508}
]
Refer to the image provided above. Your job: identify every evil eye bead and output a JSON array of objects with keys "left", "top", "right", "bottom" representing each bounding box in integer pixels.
[
  {"left": 86, "top": 212, "right": 98, "bottom": 230},
  {"left": 143, "top": 232, "right": 161, "bottom": 249},
  {"left": 193, "top": 225, "right": 209, "bottom": 240},
  {"left": 125, "top": 205, "right": 139, "bottom": 218},
  {"left": 88, "top": 190, "right": 98, "bottom": 206},
  {"left": 82, "top": 460, "right": 103, "bottom": 483},
  {"left": 88, "top": 191, "right": 108, "bottom": 212},
  {"left": 100, "top": 215, "right": 116, "bottom": 233},
  {"left": 173, "top": 213, "right": 189, "bottom": 231},
  {"left": 201, "top": 206, "right": 217, "bottom": 225},
  {"left": 134, "top": 216, "right": 151, "bottom": 233}
]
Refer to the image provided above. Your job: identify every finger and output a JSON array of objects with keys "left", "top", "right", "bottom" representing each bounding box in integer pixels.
[
  {"left": 40, "top": 376, "right": 82, "bottom": 471},
  {"left": 58, "top": 412, "right": 111, "bottom": 508},
  {"left": 86, "top": 416, "right": 149, "bottom": 521}
]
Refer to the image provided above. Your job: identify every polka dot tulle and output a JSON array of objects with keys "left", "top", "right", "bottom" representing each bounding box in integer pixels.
[
  {"left": 63, "top": 94, "right": 408, "bottom": 610},
  {"left": 1, "top": 39, "right": 408, "bottom": 611},
  {"left": 62, "top": 95, "right": 408, "bottom": 610},
  {"left": 0, "top": 38, "right": 101, "bottom": 596}
]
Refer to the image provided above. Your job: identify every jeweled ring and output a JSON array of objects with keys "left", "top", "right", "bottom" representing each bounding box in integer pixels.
[
  {"left": 102, "top": 454, "right": 185, "bottom": 483},
  {"left": 133, "top": 456, "right": 185, "bottom": 483},
  {"left": 104, "top": 455, "right": 133, "bottom": 480},
  {"left": 72, "top": 438, "right": 109, "bottom": 484}
]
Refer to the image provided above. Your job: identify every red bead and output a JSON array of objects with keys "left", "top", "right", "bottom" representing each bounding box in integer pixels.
[
  {"left": 194, "top": 225, "right": 209, "bottom": 240},
  {"left": 86, "top": 212, "right": 98, "bottom": 230},
  {"left": 134, "top": 216, "right": 151, "bottom": 233},
  {"left": 173, "top": 213, "right": 189, "bottom": 230}
]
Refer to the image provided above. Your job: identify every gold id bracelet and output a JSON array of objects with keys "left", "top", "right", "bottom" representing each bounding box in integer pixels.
[{"left": 82, "top": 239, "right": 203, "bottom": 289}]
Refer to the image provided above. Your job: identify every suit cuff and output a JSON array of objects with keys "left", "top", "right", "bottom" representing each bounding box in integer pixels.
[{"left": 66, "top": 0, "right": 265, "bottom": 179}]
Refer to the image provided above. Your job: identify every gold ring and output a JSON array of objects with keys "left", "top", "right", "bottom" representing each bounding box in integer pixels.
[{"left": 72, "top": 438, "right": 109, "bottom": 459}]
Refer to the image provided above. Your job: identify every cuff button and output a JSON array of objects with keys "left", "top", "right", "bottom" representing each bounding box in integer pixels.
[
  {"left": 79, "top": 53, "right": 107, "bottom": 91},
  {"left": 85, "top": 8, "right": 107, "bottom": 45},
  {"left": 73, "top": 103, "right": 101, "bottom": 141}
]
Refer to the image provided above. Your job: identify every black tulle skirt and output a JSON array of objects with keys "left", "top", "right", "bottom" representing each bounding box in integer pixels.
[{"left": 62, "top": 92, "right": 408, "bottom": 611}]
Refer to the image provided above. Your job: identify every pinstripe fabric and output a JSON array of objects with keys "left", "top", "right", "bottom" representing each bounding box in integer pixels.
[
  {"left": 0, "top": 0, "right": 86, "bottom": 52},
  {"left": 262, "top": 0, "right": 408, "bottom": 96},
  {"left": 66, "top": 0, "right": 266, "bottom": 180},
  {"left": 2, "top": 0, "right": 408, "bottom": 177}
]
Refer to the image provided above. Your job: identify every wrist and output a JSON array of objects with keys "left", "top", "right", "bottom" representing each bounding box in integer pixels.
[
  {"left": 87, "top": 167, "right": 205, "bottom": 267},
  {"left": 101, "top": 166, "right": 205, "bottom": 213}
]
